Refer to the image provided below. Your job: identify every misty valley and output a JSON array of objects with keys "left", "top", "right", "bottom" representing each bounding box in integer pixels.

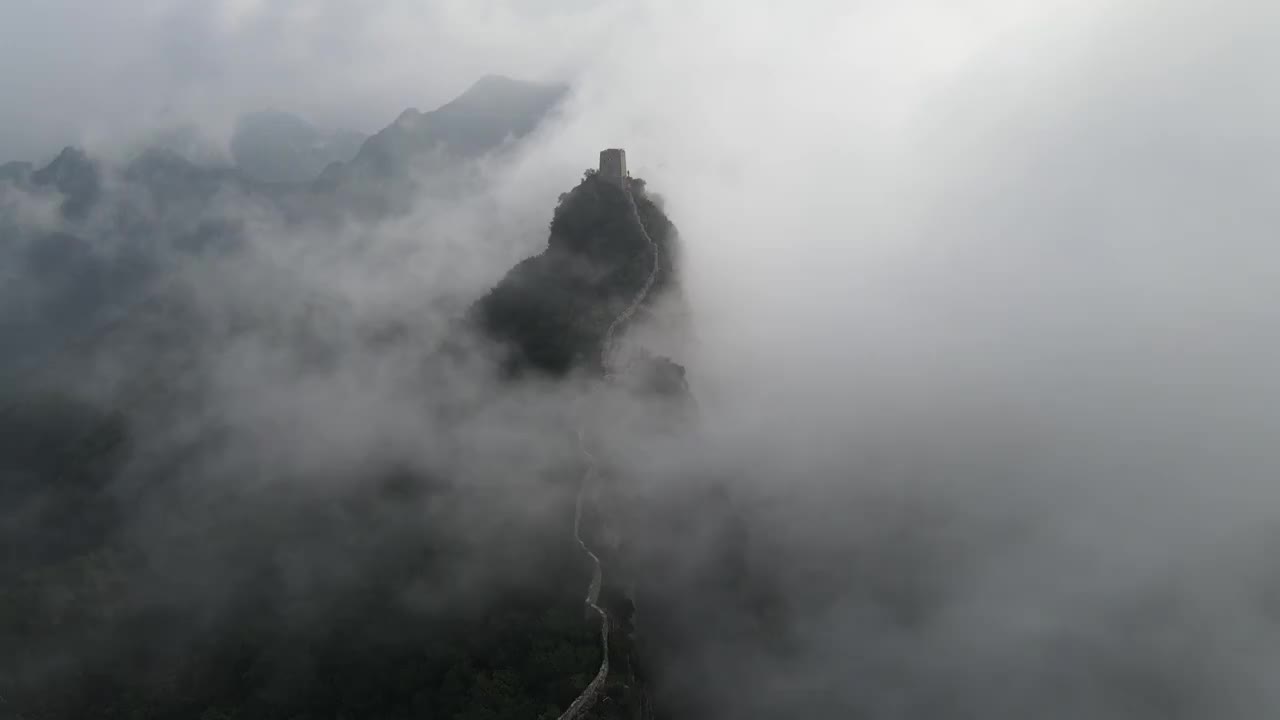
[
  {"left": 0, "top": 78, "right": 716, "bottom": 719},
  {"left": 5, "top": 2, "right": 1280, "bottom": 719}
]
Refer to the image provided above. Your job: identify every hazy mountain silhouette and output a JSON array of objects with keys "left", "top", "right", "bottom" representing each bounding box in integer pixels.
[
  {"left": 231, "top": 111, "right": 367, "bottom": 183},
  {"left": 0, "top": 142, "right": 692, "bottom": 720},
  {"left": 0, "top": 75, "right": 571, "bottom": 372},
  {"left": 321, "top": 75, "right": 568, "bottom": 187}
]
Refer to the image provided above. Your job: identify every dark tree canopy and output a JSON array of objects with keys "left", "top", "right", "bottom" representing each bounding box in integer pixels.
[{"left": 475, "top": 173, "right": 678, "bottom": 376}]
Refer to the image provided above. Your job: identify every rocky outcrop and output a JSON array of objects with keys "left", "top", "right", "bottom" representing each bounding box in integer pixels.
[{"left": 475, "top": 172, "right": 678, "bottom": 377}]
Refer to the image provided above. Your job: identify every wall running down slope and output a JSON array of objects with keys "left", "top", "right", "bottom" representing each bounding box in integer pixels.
[{"left": 556, "top": 160, "right": 662, "bottom": 720}]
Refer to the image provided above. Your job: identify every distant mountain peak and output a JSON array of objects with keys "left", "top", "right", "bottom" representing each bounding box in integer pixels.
[
  {"left": 327, "top": 75, "right": 569, "bottom": 202},
  {"left": 394, "top": 108, "right": 422, "bottom": 127},
  {"left": 35, "top": 146, "right": 93, "bottom": 179},
  {"left": 443, "top": 75, "right": 568, "bottom": 114},
  {"left": 31, "top": 146, "right": 101, "bottom": 219},
  {"left": 465, "top": 73, "right": 539, "bottom": 94},
  {"left": 475, "top": 72, "right": 518, "bottom": 86}
]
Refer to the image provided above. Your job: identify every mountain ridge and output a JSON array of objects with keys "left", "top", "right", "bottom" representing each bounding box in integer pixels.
[
  {"left": 323, "top": 75, "right": 568, "bottom": 188},
  {"left": 2, "top": 74, "right": 568, "bottom": 209},
  {"left": 475, "top": 169, "right": 679, "bottom": 377}
]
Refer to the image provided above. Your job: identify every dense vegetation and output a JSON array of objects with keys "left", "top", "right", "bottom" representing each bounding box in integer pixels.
[
  {"left": 0, "top": 392, "right": 605, "bottom": 720},
  {"left": 475, "top": 171, "right": 678, "bottom": 376}
]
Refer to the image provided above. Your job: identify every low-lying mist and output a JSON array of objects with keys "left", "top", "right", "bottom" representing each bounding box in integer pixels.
[{"left": 3, "top": 0, "right": 1279, "bottom": 718}]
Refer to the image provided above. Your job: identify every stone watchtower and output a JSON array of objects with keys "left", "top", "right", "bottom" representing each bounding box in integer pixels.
[{"left": 598, "top": 148, "right": 627, "bottom": 186}]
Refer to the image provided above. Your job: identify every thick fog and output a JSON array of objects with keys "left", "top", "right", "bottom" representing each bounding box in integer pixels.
[
  {"left": 538, "top": 1, "right": 1280, "bottom": 715},
  {"left": 4, "top": 0, "right": 1280, "bottom": 718},
  {"left": 609, "top": 2, "right": 1280, "bottom": 717},
  {"left": 607, "top": 2, "right": 1280, "bottom": 717}
]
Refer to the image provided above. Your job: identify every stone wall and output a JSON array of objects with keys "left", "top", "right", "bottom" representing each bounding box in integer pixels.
[{"left": 599, "top": 148, "right": 627, "bottom": 186}]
